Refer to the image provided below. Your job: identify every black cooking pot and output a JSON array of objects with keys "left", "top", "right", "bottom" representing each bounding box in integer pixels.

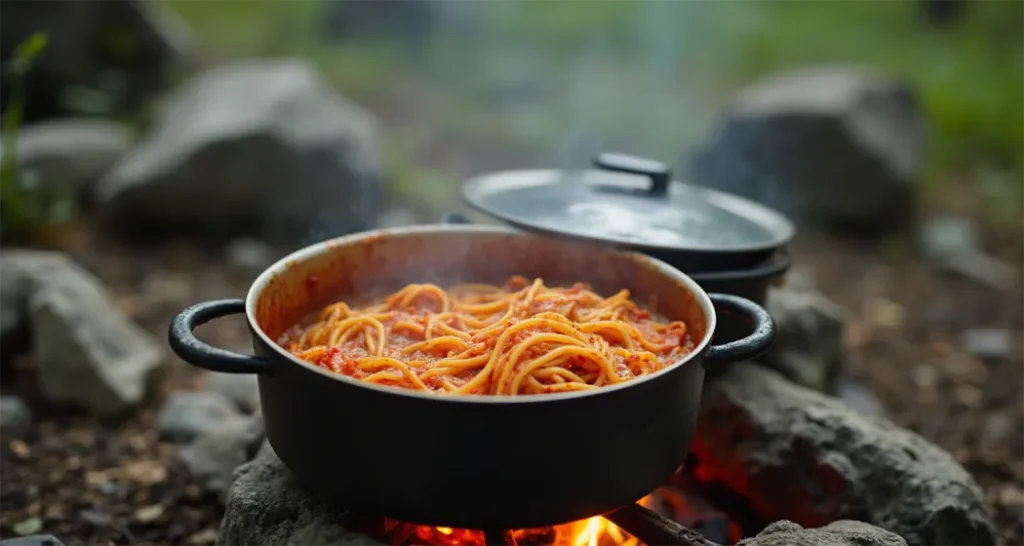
[
  {"left": 168, "top": 225, "right": 774, "bottom": 530},
  {"left": 461, "top": 152, "right": 795, "bottom": 274}
]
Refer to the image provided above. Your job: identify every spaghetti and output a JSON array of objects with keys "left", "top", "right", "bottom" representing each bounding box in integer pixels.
[{"left": 279, "top": 276, "right": 693, "bottom": 396}]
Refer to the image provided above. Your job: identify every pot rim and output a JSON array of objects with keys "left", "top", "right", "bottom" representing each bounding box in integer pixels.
[{"left": 243, "top": 224, "right": 718, "bottom": 404}]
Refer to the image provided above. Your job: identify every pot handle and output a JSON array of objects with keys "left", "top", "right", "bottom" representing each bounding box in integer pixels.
[
  {"left": 703, "top": 294, "right": 775, "bottom": 366},
  {"left": 168, "top": 299, "right": 274, "bottom": 374}
]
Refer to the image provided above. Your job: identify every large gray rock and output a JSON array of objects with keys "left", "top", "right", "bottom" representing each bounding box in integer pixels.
[
  {"left": 98, "top": 59, "right": 385, "bottom": 244},
  {"left": 16, "top": 118, "right": 135, "bottom": 204},
  {"left": 693, "top": 364, "right": 996, "bottom": 546},
  {"left": 4, "top": 250, "right": 163, "bottom": 416},
  {"left": 156, "top": 391, "right": 240, "bottom": 443},
  {"left": 219, "top": 442, "right": 384, "bottom": 545},
  {"left": 179, "top": 412, "right": 265, "bottom": 504},
  {"left": 0, "top": 0, "right": 192, "bottom": 121},
  {"left": 762, "top": 285, "right": 849, "bottom": 393},
  {"left": 205, "top": 372, "right": 261, "bottom": 414},
  {"left": 739, "top": 520, "right": 906, "bottom": 546},
  {"left": 689, "top": 66, "right": 926, "bottom": 236}
]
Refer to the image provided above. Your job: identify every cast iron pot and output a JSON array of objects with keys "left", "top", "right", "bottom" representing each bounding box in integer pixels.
[{"left": 168, "top": 225, "right": 774, "bottom": 530}]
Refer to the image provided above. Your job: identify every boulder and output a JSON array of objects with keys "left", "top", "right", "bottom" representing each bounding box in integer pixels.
[
  {"left": 762, "top": 285, "right": 849, "bottom": 393},
  {"left": 218, "top": 441, "right": 384, "bottom": 545},
  {"left": 98, "top": 59, "right": 385, "bottom": 244},
  {"left": 739, "top": 520, "right": 906, "bottom": 546},
  {"left": 689, "top": 66, "right": 926, "bottom": 236},
  {"left": 15, "top": 118, "right": 135, "bottom": 204},
  {"left": 3, "top": 250, "right": 163, "bottom": 416},
  {"left": 156, "top": 391, "right": 241, "bottom": 443},
  {"left": 692, "top": 363, "right": 997, "bottom": 546},
  {"left": 205, "top": 372, "right": 261, "bottom": 414},
  {"left": 0, "top": 0, "right": 192, "bottom": 121}
]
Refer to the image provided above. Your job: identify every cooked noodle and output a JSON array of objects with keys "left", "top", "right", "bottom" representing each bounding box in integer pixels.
[{"left": 279, "top": 276, "right": 693, "bottom": 395}]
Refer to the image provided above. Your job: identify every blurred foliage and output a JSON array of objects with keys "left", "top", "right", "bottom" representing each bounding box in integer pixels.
[
  {"left": 167, "top": 0, "right": 1022, "bottom": 210},
  {"left": 0, "top": 33, "right": 77, "bottom": 242}
]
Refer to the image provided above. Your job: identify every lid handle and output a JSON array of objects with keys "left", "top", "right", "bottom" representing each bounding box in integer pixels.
[{"left": 593, "top": 152, "right": 671, "bottom": 197}]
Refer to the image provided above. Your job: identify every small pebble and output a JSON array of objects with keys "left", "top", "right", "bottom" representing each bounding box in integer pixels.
[
  {"left": 156, "top": 391, "right": 241, "bottom": 443},
  {"left": 919, "top": 215, "right": 980, "bottom": 259},
  {"left": 982, "top": 414, "right": 1013, "bottom": 446},
  {"left": 836, "top": 378, "right": 886, "bottom": 417},
  {"left": 961, "top": 329, "right": 1012, "bottom": 360},
  {"left": 999, "top": 486, "right": 1024, "bottom": 506},
  {"left": 954, "top": 385, "right": 983, "bottom": 408},
  {"left": 864, "top": 297, "right": 905, "bottom": 329},
  {"left": 910, "top": 364, "right": 938, "bottom": 389},
  {"left": 0, "top": 395, "right": 34, "bottom": 438}
]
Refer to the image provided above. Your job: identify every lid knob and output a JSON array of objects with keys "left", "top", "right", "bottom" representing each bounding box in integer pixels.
[{"left": 593, "top": 152, "right": 671, "bottom": 197}]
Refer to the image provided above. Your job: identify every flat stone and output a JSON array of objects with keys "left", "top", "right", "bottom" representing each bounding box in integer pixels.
[
  {"left": 0, "top": 396, "right": 34, "bottom": 438},
  {"left": 179, "top": 412, "right": 266, "bottom": 504},
  {"left": 156, "top": 391, "right": 240, "bottom": 443},
  {"left": 762, "top": 286, "right": 849, "bottom": 393},
  {"left": 937, "top": 252, "right": 1016, "bottom": 293},
  {"left": 205, "top": 373, "right": 261, "bottom": 414},
  {"left": 693, "top": 363, "right": 997, "bottom": 546},
  {"left": 0, "top": 535, "right": 65, "bottom": 546},
  {"left": 16, "top": 118, "right": 135, "bottom": 203},
  {"left": 739, "top": 520, "right": 906, "bottom": 546},
  {"left": 218, "top": 441, "right": 384, "bottom": 545}
]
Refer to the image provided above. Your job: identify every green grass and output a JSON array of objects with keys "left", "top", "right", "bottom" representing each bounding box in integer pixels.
[{"left": 167, "top": 0, "right": 1023, "bottom": 207}]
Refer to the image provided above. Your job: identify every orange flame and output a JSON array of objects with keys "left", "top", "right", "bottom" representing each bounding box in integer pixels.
[
  {"left": 408, "top": 497, "right": 653, "bottom": 546},
  {"left": 397, "top": 485, "right": 744, "bottom": 545}
]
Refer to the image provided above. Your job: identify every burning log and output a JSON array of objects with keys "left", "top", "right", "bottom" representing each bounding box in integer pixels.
[{"left": 605, "top": 504, "right": 721, "bottom": 546}]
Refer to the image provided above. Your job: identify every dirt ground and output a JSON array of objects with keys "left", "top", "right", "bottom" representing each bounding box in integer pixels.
[{"left": 0, "top": 211, "right": 1021, "bottom": 545}]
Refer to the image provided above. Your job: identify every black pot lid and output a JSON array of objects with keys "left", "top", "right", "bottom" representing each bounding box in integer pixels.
[{"left": 461, "top": 152, "right": 795, "bottom": 254}]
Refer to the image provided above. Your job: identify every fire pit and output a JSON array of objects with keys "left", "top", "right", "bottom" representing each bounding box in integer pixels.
[
  {"left": 221, "top": 441, "right": 749, "bottom": 546},
  {"left": 204, "top": 154, "right": 993, "bottom": 546}
]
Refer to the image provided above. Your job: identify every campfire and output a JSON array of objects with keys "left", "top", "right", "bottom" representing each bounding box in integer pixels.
[{"left": 350, "top": 483, "right": 743, "bottom": 546}]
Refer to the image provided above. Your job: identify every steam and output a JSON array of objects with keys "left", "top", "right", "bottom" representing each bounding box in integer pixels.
[{"left": 297, "top": 0, "right": 794, "bottom": 246}]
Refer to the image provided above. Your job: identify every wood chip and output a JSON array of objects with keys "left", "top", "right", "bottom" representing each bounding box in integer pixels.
[
  {"left": 134, "top": 504, "right": 165, "bottom": 523},
  {"left": 13, "top": 516, "right": 42, "bottom": 536},
  {"left": 9, "top": 440, "right": 30, "bottom": 459},
  {"left": 187, "top": 529, "right": 219, "bottom": 545}
]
